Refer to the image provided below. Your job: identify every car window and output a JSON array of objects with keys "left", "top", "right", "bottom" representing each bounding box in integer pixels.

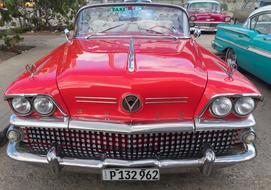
[
  {"left": 251, "top": 13, "right": 271, "bottom": 34},
  {"left": 76, "top": 4, "right": 189, "bottom": 37}
]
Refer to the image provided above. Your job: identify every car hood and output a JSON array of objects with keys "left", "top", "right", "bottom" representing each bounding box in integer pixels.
[{"left": 56, "top": 38, "right": 207, "bottom": 123}]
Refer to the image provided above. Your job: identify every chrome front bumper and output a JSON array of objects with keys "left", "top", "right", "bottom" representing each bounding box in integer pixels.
[
  {"left": 7, "top": 114, "right": 257, "bottom": 176},
  {"left": 190, "top": 22, "right": 225, "bottom": 32},
  {"left": 7, "top": 141, "right": 256, "bottom": 176}
]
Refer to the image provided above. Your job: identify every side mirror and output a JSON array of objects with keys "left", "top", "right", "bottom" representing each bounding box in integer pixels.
[
  {"left": 64, "top": 29, "right": 73, "bottom": 43},
  {"left": 193, "top": 28, "right": 201, "bottom": 38}
]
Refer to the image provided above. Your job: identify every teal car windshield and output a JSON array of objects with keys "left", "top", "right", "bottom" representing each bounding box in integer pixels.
[
  {"left": 188, "top": 2, "right": 221, "bottom": 13},
  {"left": 76, "top": 4, "right": 189, "bottom": 37}
]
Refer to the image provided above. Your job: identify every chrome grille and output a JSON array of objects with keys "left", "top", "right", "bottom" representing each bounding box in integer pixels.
[
  {"left": 196, "top": 23, "right": 218, "bottom": 27},
  {"left": 22, "top": 127, "right": 243, "bottom": 160}
]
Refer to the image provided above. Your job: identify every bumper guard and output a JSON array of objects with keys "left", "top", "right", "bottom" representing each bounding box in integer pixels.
[{"left": 7, "top": 141, "right": 256, "bottom": 176}]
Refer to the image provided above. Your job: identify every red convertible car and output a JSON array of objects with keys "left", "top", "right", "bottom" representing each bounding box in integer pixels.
[
  {"left": 186, "top": 0, "right": 231, "bottom": 31},
  {"left": 4, "top": 2, "right": 261, "bottom": 181}
]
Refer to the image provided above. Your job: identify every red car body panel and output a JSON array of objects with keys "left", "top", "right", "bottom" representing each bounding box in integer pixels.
[
  {"left": 56, "top": 38, "right": 207, "bottom": 123},
  {"left": 188, "top": 11, "right": 230, "bottom": 23},
  {"left": 5, "top": 37, "right": 260, "bottom": 124}
]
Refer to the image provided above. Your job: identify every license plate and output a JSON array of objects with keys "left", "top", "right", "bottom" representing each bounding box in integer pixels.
[{"left": 102, "top": 168, "right": 160, "bottom": 181}]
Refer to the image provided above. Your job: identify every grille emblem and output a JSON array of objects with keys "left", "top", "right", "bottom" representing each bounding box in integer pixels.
[{"left": 122, "top": 95, "right": 142, "bottom": 112}]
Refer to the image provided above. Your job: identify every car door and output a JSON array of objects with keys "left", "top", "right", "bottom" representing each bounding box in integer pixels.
[
  {"left": 225, "top": 25, "right": 257, "bottom": 70},
  {"left": 248, "top": 12, "right": 271, "bottom": 84}
]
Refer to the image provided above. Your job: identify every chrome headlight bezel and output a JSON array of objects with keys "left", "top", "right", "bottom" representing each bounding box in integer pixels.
[
  {"left": 33, "top": 96, "right": 56, "bottom": 116},
  {"left": 224, "top": 16, "right": 231, "bottom": 22},
  {"left": 234, "top": 97, "right": 256, "bottom": 116},
  {"left": 190, "top": 16, "right": 197, "bottom": 22},
  {"left": 210, "top": 97, "right": 233, "bottom": 118},
  {"left": 11, "top": 97, "right": 32, "bottom": 116}
]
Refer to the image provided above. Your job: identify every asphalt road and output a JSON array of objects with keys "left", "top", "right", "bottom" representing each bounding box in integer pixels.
[{"left": 0, "top": 34, "right": 270, "bottom": 190}]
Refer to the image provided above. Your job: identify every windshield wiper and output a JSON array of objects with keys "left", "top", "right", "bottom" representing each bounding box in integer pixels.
[
  {"left": 139, "top": 27, "right": 179, "bottom": 40},
  {"left": 86, "top": 23, "right": 126, "bottom": 39}
]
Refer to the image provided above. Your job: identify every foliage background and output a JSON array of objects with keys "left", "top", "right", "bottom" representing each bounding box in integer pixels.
[{"left": 0, "top": 0, "right": 86, "bottom": 49}]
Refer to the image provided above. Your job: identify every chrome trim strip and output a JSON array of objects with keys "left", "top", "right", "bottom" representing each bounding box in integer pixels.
[
  {"left": 9, "top": 114, "right": 69, "bottom": 129},
  {"left": 75, "top": 96, "right": 118, "bottom": 104},
  {"left": 145, "top": 97, "right": 189, "bottom": 104},
  {"left": 217, "top": 27, "right": 250, "bottom": 38},
  {"left": 77, "top": 35, "right": 191, "bottom": 40},
  {"left": 195, "top": 114, "right": 256, "bottom": 130},
  {"left": 128, "top": 38, "right": 135, "bottom": 72},
  {"left": 69, "top": 120, "right": 194, "bottom": 133},
  {"left": 10, "top": 113, "right": 256, "bottom": 133},
  {"left": 7, "top": 142, "right": 256, "bottom": 171},
  {"left": 215, "top": 36, "right": 248, "bottom": 50},
  {"left": 194, "top": 21, "right": 224, "bottom": 24},
  {"left": 145, "top": 97, "right": 188, "bottom": 100},
  {"left": 145, "top": 101, "right": 188, "bottom": 104},
  {"left": 76, "top": 100, "right": 117, "bottom": 104},
  {"left": 247, "top": 47, "right": 271, "bottom": 59},
  {"left": 216, "top": 36, "right": 271, "bottom": 59},
  {"left": 212, "top": 40, "right": 223, "bottom": 48},
  {"left": 191, "top": 27, "right": 217, "bottom": 32},
  {"left": 75, "top": 96, "right": 117, "bottom": 100}
]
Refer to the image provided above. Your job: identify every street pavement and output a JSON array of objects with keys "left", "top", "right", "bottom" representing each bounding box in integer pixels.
[{"left": 0, "top": 34, "right": 270, "bottom": 190}]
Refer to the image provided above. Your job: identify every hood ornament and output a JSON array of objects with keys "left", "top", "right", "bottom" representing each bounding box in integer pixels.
[
  {"left": 226, "top": 60, "right": 238, "bottom": 77},
  {"left": 128, "top": 38, "right": 135, "bottom": 72},
  {"left": 25, "top": 64, "right": 35, "bottom": 76},
  {"left": 122, "top": 95, "right": 142, "bottom": 112}
]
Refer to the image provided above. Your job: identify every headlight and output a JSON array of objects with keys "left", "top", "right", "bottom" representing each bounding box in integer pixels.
[
  {"left": 11, "top": 97, "right": 32, "bottom": 115},
  {"left": 234, "top": 97, "right": 255, "bottom": 116},
  {"left": 33, "top": 96, "right": 55, "bottom": 116},
  {"left": 211, "top": 97, "right": 232, "bottom": 117},
  {"left": 224, "top": 17, "right": 231, "bottom": 22},
  {"left": 190, "top": 16, "right": 197, "bottom": 21}
]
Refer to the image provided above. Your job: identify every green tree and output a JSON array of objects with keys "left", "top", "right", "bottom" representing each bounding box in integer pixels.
[
  {"left": 0, "top": 0, "right": 86, "bottom": 49},
  {"left": 32, "top": 0, "right": 86, "bottom": 30},
  {"left": 0, "top": 0, "right": 25, "bottom": 49}
]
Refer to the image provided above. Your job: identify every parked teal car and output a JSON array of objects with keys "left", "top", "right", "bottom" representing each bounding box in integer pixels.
[{"left": 212, "top": 5, "right": 271, "bottom": 84}]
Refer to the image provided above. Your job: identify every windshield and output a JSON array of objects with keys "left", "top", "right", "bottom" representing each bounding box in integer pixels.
[
  {"left": 188, "top": 2, "right": 221, "bottom": 13},
  {"left": 76, "top": 4, "right": 189, "bottom": 38}
]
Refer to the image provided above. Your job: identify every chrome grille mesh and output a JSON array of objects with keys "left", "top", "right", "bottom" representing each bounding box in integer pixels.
[{"left": 22, "top": 127, "right": 242, "bottom": 160}]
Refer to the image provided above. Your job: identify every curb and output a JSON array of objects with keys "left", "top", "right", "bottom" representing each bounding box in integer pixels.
[{"left": 0, "top": 125, "right": 8, "bottom": 147}]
